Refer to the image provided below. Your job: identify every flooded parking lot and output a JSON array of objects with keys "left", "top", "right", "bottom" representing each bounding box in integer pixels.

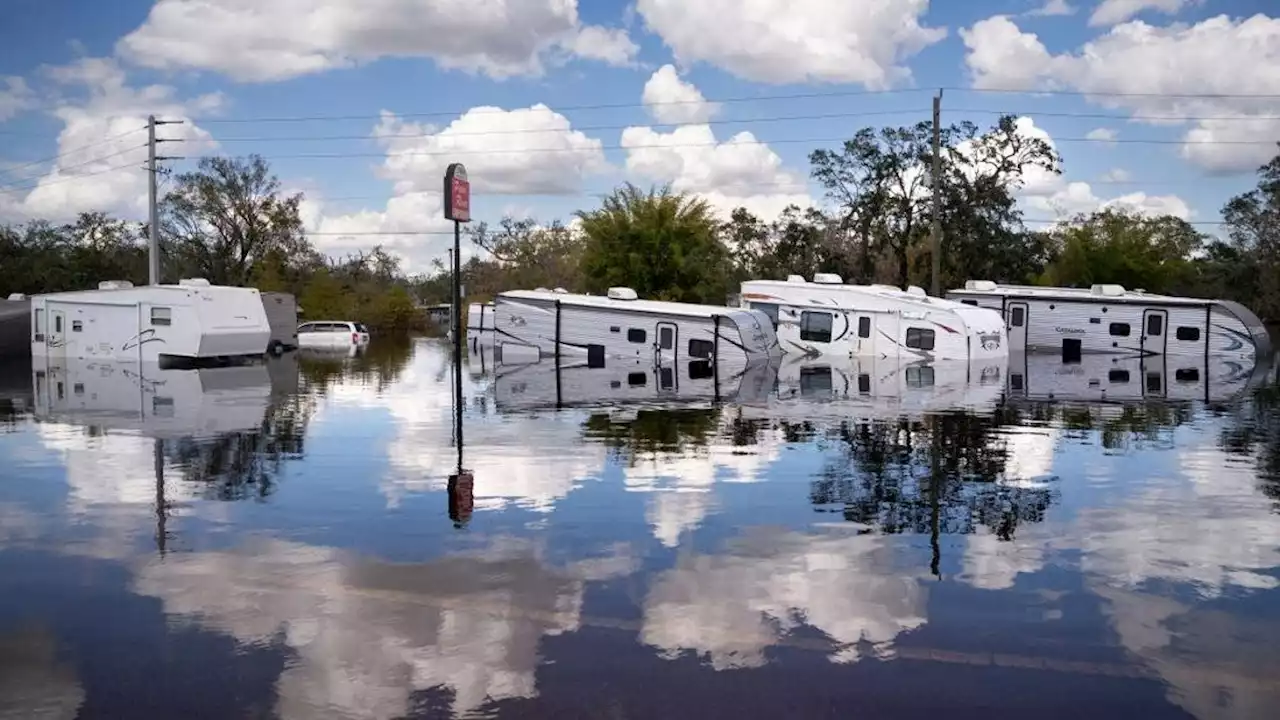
[{"left": 2, "top": 338, "right": 1280, "bottom": 719}]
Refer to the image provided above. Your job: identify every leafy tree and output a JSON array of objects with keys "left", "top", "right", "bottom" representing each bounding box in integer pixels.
[
  {"left": 161, "top": 154, "right": 313, "bottom": 285},
  {"left": 1218, "top": 144, "right": 1280, "bottom": 319},
  {"left": 1039, "top": 209, "right": 1206, "bottom": 294},
  {"left": 468, "top": 216, "right": 586, "bottom": 292},
  {"left": 298, "top": 268, "right": 350, "bottom": 320},
  {"left": 577, "top": 183, "right": 731, "bottom": 304}
]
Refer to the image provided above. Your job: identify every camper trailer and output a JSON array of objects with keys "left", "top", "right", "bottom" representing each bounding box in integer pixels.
[
  {"left": 494, "top": 287, "right": 781, "bottom": 372},
  {"left": 29, "top": 279, "right": 271, "bottom": 364},
  {"left": 1005, "top": 351, "right": 1269, "bottom": 406},
  {"left": 946, "top": 281, "right": 1271, "bottom": 361},
  {"left": 739, "top": 274, "right": 1008, "bottom": 362},
  {"left": 0, "top": 294, "right": 31, "bottom": 357}
]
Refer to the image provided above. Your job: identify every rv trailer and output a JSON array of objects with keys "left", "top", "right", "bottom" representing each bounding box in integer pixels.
[
  {"left": 1005, "top": 351, "right": 1269, "bottom": 406},
  {"left": 494, "top": 287, "right": 781, "bottom": 372},
  {"left": 739, "top": 274, "right": 1008, "bottom": 362},
  {"left": 946, "top": 280, "right": 1271, "bottom": 361},
  {"left": 466, "top": 301, "right": 495, "bottom": 346},
  {"left": 29, "top": 279, "right": 271, "bottom": 364},
  {"left": 0, "top": 294, "right": 31, "bottom": 357}
]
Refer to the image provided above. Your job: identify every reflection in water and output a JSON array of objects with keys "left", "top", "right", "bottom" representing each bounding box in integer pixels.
[
  {"left": 0, "top": 628, "right": 84, "bottom": 720},
  {"left": 2, "top": 339, "right": 1280, "bottom": 718},
  {"left": 642, "top": 527, "right": 925, "bottom": 669},
  {"left": 133, "top": 537, "right": 638, "bottom": 719}
]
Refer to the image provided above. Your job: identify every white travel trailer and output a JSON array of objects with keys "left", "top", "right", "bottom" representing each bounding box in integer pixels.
[
  {"left": 739, "top": 274, "right": 1008, "bottom": 362},
  {"left": 29, "top": 279, "right": 271, "bottom": 365},
  {"left": 494, "top": 287, "right": 781, "bottom": 372},
  {"left": 466, "top": 302, "right": 495, "bottom": 339},
  {"left": 946, "top": 280, "right": 1272, "bottom": 361}
]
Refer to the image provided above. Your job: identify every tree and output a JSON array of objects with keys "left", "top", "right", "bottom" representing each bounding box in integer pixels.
[
  {"left": 161, "top": 154, "right": 312, "bottom": 286},
  {"left": 1219, "top": 144, "right": 1280, "bottom": 320},
  {"left": 1039, "top": 209, "right": 1206, "bottom": 294},
  {"left": 809, "top": 115, "right": 1061, "bottom": 289},
  {"left": 722, "top": 205, "right": 852, "bottom": 282},
  {"left": 467, "top": 216, "right": 586, "bottom": 293},
  {"left": 577, "top": 183, "right": 731, "bottom": 304}
]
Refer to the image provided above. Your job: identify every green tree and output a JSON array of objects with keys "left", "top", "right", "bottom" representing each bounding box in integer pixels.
[
  {"left": 161, "top": 154, "right": 313, "bottom": 286},
  {"left": 577, "top": 183, "right": 730, "bottom": 304},
  {"left": 1039, "top": 209, "right": 1205, "bottom": 293},
  {"left": 1217, "top": 144, "right": 1280, "bottom": 320},
  {"left": 298, "top": 268, "right": 350, "bottom": 320},
  {"left": 468, "top": 216, "right": 586, "bottom": 292}
]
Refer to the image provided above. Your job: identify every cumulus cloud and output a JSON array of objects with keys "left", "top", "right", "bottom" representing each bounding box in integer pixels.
[
  {"left": 961, "top": 14, "right": 1280, "bottom": 174},
  {"left": 0, "top": 58, "right": 219, "bottom": 224},
  {"left": 375, "top": 105, "right": 608, "bottom": 196},
  {"left": 0, "top": 76, "right": 35, "bottom": 121},
  {"left": 621, "top": 124, "right": 813, "bottom": 220},
  {"left": 635, "top": 0, "right": 945, "bottom": 87},
  {"left": 1101, "top": 167, "right": 1132, "bottom": 182},
  {"left": 1085, "top": 127, "right": 1118, "bottom": 143},
  {"left": 117, "top": 0, "right": 636, "bottom": 82},
  {"left": 1027, "top": 0, "right": 1077, "bottom": 17},
  {"left": 1089, "top": 0, "right": 1197, "bottom": 27},
  {"left": 302, "top": 192, "right": 456, "bottom": 274},
  {"left": 642, "top": 65, "right": 720, "bottom": 125}
]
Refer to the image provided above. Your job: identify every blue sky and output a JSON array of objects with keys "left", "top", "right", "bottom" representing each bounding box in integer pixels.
[{"left": 0, "top": 0, "right": 1276, "bottom": 272}]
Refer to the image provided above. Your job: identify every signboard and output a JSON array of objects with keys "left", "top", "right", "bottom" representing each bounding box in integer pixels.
[{"left": 443, "top": 163, "right": 470, "bottom": 223}]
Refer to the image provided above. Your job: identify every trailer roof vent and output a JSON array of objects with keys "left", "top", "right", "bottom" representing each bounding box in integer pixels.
[
  {"left": 906, "top": 285, "right": 927, "bottom": 297},
  {"left": 812, "top": 273, "right": 843, "bottom": 284},
  {"left": 552, "top": 287, "right": 568, "bottom": 294},
  {"left": 6, "top": 293, "right": 25, "bottom": 301},
  {"left": 964, "top": 280, "right": 998, "bottom": 291},
  {"left": 607, "top": 287, "right": 638, "bottom": 301},
  {"left": 870, "top": 284, "right": 899, "bottom": 292},
  {"left": 97, "top": 280, "right": 134, "bottom": 290},
  {"left": 179, "top": 278, "right": 211, "bottom": 287},
  {"left": 1091, "top": 284, "right": 1126, "bottom": 297},
  {"left": 535, "top": 287, "right": 550, "bottom": 292},
  {"left": 786, "top": 274, "right": 806, "bottom": 283}
]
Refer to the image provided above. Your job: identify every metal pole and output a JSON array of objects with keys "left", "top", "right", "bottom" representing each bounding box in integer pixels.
[
  {"left": 148, "top": 115, "right": 159, "bottom": 286},
  {"left": 452, "top": 221, "right": 463, "bottom": 473},
  {"left": 930, "top": 92, "right": 943, "bottom": 297}
]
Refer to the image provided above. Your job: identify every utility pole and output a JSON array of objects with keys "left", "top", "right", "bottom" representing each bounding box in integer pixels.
[
  {"left": 930, "top": 90, "right": 943, "bottom": 297},
  {"left": 147, "top": 115, "right": 184, "bottom": 286}
]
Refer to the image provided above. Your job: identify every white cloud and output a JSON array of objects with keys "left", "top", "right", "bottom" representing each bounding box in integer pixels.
[
  {"left": 1089, "top": 0, "right": 1196, "bottom": 27},
  {"left": 642, "top": 65, "right": 720, "bottom": 125},
  {"left": 1085, "top": 127, "right": 1118, "bottom": 143},
  {"left": 635, "top": 0, "right": 945, "bottom": 87},
  {"left": 376, "top": 105, "right": 608, "bottom": 196},
  {"left": 961, "top": 14, "right": 1280, "bottom": 174},
  {"left": 0, "top": 76, "right": 35, "bottom": 121},
  {"left": 621, "top": 124, "right": 813, "bottom": 220},
  {"left": 117, "top": 0, "right": 636, "bottom": 82},
  {"left": 1028, "top": 0, "right": 1077, "bottom": 16},
  {"left": 302, "top": 192, "right": 456, "bottom": 274},
  {"left": 0, "top": 58, "right": 219, "bottom": 224},
  {"left": 1101, "top": 167, "right": 1132, "bottom": 182}
]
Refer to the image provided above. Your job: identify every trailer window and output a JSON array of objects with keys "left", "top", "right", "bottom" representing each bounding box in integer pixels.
[
  {"left": 72, "top": 320, "right": 82, "bottom": 332},
  {"left": 33, "top": 309, "right": 43, "bottom": 341},
  {"left": 658, "top": 326, "right": 675, "bottom": 350},
  {"left": 857, "top": 374, "right": 870, "bottom": 393},
  {"left": 753, "top": 302, "right": 779, "bottom": 329},
  {"left": 1109, "top": 369, "right": 1130, "bottom": 384},
  {"left": 55, "top": 315, "right": 62, "bottom": 333},
  {"left": 799, "top": 366, "right": 833, "bottom": 395},
  {"left": 1176, "top": 326, "right": 1200, "bottom": 342},
  {"left": 800, "top": 311, "right": 833, "bottom": 343},
  {"left": 906, "top": 365, "right": 935, "bottom": 387},
  {"left": 689, "top": 360, "right": 713, "bottom": 380},
  {"left": 587, "top": 344, "right": 605, "bottom": 369},
  {"left": 1175, "top": 368, "right": 1200, "bottom": 383},
  {"left": 1109, "top": 322, "right": 1130, "bottom": 337},
  {"left": 1010, "top": 307, "right": 1025, "bottom": 327},
  {"left": 627, "top": 328, "right": 646, "bottom": 344},
  {"left": 905, "top": 327, "right": 935, "bottom": 351},
  {"left": 857, "top": 316, "right": 871, "bottom": 338},
  {"left": 960, "top": 299, "right": 978, "bottom": 306},
  {"left": 1146, "top": 314, "right": 1163, "bottom": 336},
  {"left": 628, "top": 372, "right": 647, "bottom": 387},
  {"left": 688, "top": 338, "right": 714, "bottom": 359},
  {"left": 151, "top": 307, "right": 172, "bottom": 326}
]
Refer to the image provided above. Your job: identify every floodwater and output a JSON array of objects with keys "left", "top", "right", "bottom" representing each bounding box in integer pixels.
[{"left": 2, "top": 338, "right": 1280, "bottom": 719}]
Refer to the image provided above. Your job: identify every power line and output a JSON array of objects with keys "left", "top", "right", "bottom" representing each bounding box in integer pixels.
[
  {"left": 191, "top": 132, "right": 1275, "bottom": 165},
  {"left": 946, "top": 86, "right": 1280, "bottom": 100},
  {"left": 0, "top": 142, "right": 148, "bottom": 192},
  {"left": 0, "top": 162, "right": 139, "bottom": 196},
  {"left": 0, "top": 125, "right": 147, "bottom": 181}
]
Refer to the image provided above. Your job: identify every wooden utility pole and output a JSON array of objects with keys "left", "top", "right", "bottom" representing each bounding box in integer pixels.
[{"left": 930, "top": 91, "right": 943, "bottom": 297}]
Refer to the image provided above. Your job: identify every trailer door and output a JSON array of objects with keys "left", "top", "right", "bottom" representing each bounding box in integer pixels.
[
  {"left": 1141, "top": 309, "right": 1168, "bottom": 356},
  {"left": 48, "top": 304, "right": 67, "bottom": 360},
  {"left": 654, "top": 321, "right": 678, "bottom": 392},
  {"left": 1006, "top": 302, "right": 1029, "bottom": 352}
]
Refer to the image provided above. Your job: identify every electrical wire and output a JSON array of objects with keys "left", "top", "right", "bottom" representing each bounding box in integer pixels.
[
  {"left": 0, "top": 161, "right": 140, "bottom": 196},
  {"left": 0, "top": 125, "right": 147, "bottom": 181},
  {"left": 0, "top": 143, "right": 149, "bottom": 192}
]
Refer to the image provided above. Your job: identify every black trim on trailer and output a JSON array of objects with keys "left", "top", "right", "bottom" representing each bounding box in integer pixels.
[
  {"left": 1204, "top": 305, "right": 1211, "bottom": 371},
  {"left": 713, "top": 314, "right": 721, "bottom": 402},
  {"left": 554, "top": 300, "right": 562, "bottom": 407}
]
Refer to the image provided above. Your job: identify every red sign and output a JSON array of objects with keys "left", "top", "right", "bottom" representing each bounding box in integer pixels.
[{"left": 444, "top": 163, "right": 470, "bottom": 223}]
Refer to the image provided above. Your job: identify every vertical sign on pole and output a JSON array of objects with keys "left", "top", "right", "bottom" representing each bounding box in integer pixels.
[{"left": 444, "top": 163, "right": 470, "bottom": 476}]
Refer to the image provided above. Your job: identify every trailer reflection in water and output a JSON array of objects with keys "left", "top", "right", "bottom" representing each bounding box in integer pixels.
[{"left": 2, "top": 338, "right": 1280, "bottom": 719}]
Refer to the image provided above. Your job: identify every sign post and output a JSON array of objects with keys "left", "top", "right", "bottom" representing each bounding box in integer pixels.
[{"left": 444, "top": 163, "right": 470, "bottom": 475}]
